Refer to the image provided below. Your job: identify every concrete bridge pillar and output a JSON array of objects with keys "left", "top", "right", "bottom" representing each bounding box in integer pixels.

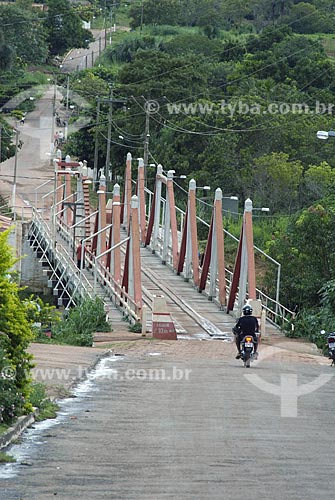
[
  {"left": 163, "top": 170, "right": 178, "bottom": 269},
  {"left": 96, "top": 175, "right": 107, "bottom": 264},
  {"left": 122, "top": 195, "right": 142, "bottom": 317},
  {"left": 227, "top": 198, "right": 256, "bottom": 315},
  {"left": 122, "top": 152, "right": 132, "bottom": 229},
  {"left": 185, "top": 179, "right": 199, "bottom": 285},
  {"left": 197, "top": 188, "right": 226, "bottom": 308},
  {"left": 137, "top": 158, "right": 146, "bottom": 244},
  {"left": 106, "top": 183, "right": 121, "bottom": 284}
]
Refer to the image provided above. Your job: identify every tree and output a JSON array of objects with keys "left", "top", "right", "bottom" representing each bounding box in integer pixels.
[
  {"left": 44, "top": 0, "right": 94, "bottom": 56},
  {"left": 0, "top": 30, "right": 14, "bottom": 71},
  {"left": 250, "top": 152, "right": 303, "bottom": 212},
  {"left": 266, "top": 199, "right": 335, "bottom": 308},
  {"left": 303, "top": 161, "right": 335, "bottom": 202},
  {"left": 129, "top": 0, "right": 182, "bottom": 29},
  {"left": 0, "top": 229, "right": 34, "bottom": 423},
  {"left": 284, "top": 2, "right": 333, "bottom": 34},
  {"left": 0, "top": 4, "right": 48, "bottom": 64}
]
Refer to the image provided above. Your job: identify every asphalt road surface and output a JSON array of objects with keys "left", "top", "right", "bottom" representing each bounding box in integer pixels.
[{"left": 1, "top": 341, "right": 334, "bottom": 500}]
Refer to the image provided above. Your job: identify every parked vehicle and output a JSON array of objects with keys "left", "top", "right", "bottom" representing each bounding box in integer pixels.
[{"left": 320, "top": 330, "right": 335, "bottom": 366}]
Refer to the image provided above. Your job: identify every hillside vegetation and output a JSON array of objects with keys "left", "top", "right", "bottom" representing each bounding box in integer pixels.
[{"left": 2, "top": 0, "right": 335, "bottom": 343}]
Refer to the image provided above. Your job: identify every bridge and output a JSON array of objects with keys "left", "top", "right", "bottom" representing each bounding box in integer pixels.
[{"left": 24, "top": 151, "right": 294, "bottom": 340}]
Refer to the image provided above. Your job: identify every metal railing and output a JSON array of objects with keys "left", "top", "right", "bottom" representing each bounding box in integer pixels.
[
  {"left": 53, "top": 211, "right": 141, "bottom": 323},
  {"left": 29, "top": 208, "right": 95, "bottom": 308},
  {"left": 143, "top": 187, "right": 294, "bottom": 325}
]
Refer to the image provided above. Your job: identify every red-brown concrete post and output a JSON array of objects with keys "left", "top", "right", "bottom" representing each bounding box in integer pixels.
[
  {"left": 124, "top": 152, "right": 132, "bottom": 229},
  {"left": 129, "top": 195, "right": 142, "bottom": 313},
  {"left": 185, "top": 179, "right": 199, "bottom": 286},
  {"left": 166, "top": 170, "right": 179, "bottom": 269},
  {"left": 137, "top": 158, "right": 146, "bottom": 244},
  {"left": 97, "top": 175, "right": 107, "bottom": 265},
  {"left": 112, "top": 184, "right": 121, "bottom": 284},
  {"left": 65, "top": 168, "right": 72, "bottom": 227},
  {"left": 237, "top": 198, "right": 256, "bottom": 312},
  {"left": 244, "top": 198, "right": 256, "bottom": 300},
  {"left": 214, "top": 188, "right": 226, "bottom": 307}
]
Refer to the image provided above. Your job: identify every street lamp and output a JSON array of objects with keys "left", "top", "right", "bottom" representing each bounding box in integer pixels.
[{"left": 316, "top": 130, "right": 335, "bottom": 140}]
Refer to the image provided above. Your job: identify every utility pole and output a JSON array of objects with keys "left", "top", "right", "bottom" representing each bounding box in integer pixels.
[
  {"left": 104, "top": 0, "right": 107, "bottom": 48},
  {"left": 105, "top": 87, "right": 113, "bottom": 181},
  {"left": 104, "top": 90, "right": 127, "bottom": 183},
  {"left": 65, "top": 75, "right": 70, "bottom": 141},
  {"left": 93, "top": 99, "right": 101, "bottom": 186},
  {"left": 11, "top": 129, "right": 19, "bottom": 220},
  {"left": 94, "top": 92, "right": 126, "bottom": 188},
  {"left": 109, "top": 3, "right": 118, "bottom": 44},
  {"left": 109, "top": 3, "right": 113, "bottom": 45},
  {"left": 50, "top": 76, "right": 56, "bottom": 165},
  {"left": 140, "top": 0, "right": 144, "bottom": 34},
  {"left": 143, "top": 108, "right": 150, "bottom": 186}
]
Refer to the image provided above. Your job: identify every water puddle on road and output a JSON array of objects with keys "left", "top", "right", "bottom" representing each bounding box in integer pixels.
[
  {"left": 0, "top": 355, "right": 121, "bottom": 479},
  {"left": 178, "top": 332, "right": 233, "bottom": 341}
]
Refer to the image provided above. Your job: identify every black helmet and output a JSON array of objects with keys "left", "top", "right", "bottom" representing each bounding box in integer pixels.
[{"left": 243, "top": 305, "right": 253, "bottom": 315}]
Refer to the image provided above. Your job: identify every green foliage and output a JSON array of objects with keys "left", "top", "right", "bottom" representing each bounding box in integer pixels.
[
  {"left": 285, "top": 281, "right": 335, "bottom": 354},
  {"left": 249, "top": 152, "right": 303, "bottom": 213},
  {"left": 266, "top": 199, "right": 335, "bottom": 309},
  {"left": 105, "top": 34, "right": 162, "bottom": 63},
  {"left": 163, "top": 34, "right": 223, "bottom": 59},
  {"left": 45, "top": 0, "right": 94, "bottom": 55},
  {"left": 128, "top": 322, "right": 142, "bottom": 333},
  {"left": 283, "top": 2, "right": 335, "bottom": 34},
  {"left": 0, "top": 452, "right": 16, "bottom": 463},
  {"left": 0, "top": 230, "right": 33, "bottom": 418},
  {"left": 0, "top": 334, "right": 25, "bottom": 424},
  {"left": 22, "top": 294, "right": 61, "bottom": 344},
  {"left": 29, "top": 382, "right": 59, "bottom": 421},
  {"left": 0, "top": 4, "right": 48, "bottom": 64},
  {"left": 52, "top": 297, "right": 111, "bottom": 347}
]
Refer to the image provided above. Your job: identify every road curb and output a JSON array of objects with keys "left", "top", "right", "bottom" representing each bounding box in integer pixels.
[{"left": 0, "top": 413, "right": 36, "bottom": 451}]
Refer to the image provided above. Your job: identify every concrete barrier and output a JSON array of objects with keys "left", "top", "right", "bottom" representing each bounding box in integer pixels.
[{"left": 152, "top": 295, "right": 177, "bottom": 340}]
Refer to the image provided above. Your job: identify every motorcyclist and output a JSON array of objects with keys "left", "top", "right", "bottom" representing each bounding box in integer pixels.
[{"left": 233, "top": 304, "right": 259, "bottom": 359}]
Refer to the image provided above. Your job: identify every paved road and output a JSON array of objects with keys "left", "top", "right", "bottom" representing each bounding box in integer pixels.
[
  {"left": 0, "top": 28, "right": 107, "bottom": 214},
  {"left": 61, "top": 29, "right": 107, "bottom": 73},
  {"left": 0, "top": 89, "right": 55, "bottom": 213},
  {"left": 1, "top": 340, "right": 334, "bottom": 499}
]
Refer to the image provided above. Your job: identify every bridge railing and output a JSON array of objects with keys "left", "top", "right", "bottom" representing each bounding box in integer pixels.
[
  {"left": 84, "top": 247, "right": 142, "bottom": 323},
  {"left": 53, "top": 211, "right": 141, "bottom": 323},
  {"left": 31, "top": 209, "right": 95, "bottom": 308},
  {"left": 144, "top": 187, "right": 295, "bottom": 325}
]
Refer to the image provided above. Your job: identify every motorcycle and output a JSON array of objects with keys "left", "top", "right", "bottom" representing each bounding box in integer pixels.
[
  {"left": 320, "top": 330, "right": 335, "bottom": 366},
  {"left": 240, "top": 335, "right": 256, "bottom": 368}
]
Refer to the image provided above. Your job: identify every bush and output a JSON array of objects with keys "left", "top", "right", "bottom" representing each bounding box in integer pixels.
[
  {"left": 52, "top": 297, "right": 111, "bottom": 347},
  {"left": 285, "top": 307, "right": 333, "bottom": 355},
  {"left": 0, "top": 230, "right": 34, "bottom": 422},
  {"left": 29, "top": 382, "right": 59, "bottom": 421},
  {"left": 0, "top": 338, "right": 25, "bottom": 424}
]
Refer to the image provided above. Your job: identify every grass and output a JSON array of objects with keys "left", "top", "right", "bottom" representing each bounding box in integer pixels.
[
  {"left": 29, "top": 382, "right": 59, "bottom": 422},
  {"left": 0, "top": 452, "right": 16, "bottom": 463},
  {"left": 0, "top": 423, "right": 9, "bottom": 436},
  {"left": 91, "top": 10, "right": 131, "bottom": 30},
  {"left": 35, "top": 400, "right": 59, "bottom": 422}
]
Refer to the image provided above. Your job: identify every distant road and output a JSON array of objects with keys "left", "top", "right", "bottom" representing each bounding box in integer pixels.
[{"left": 61, "top": 27, "right": 130, "bottom": 72}]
